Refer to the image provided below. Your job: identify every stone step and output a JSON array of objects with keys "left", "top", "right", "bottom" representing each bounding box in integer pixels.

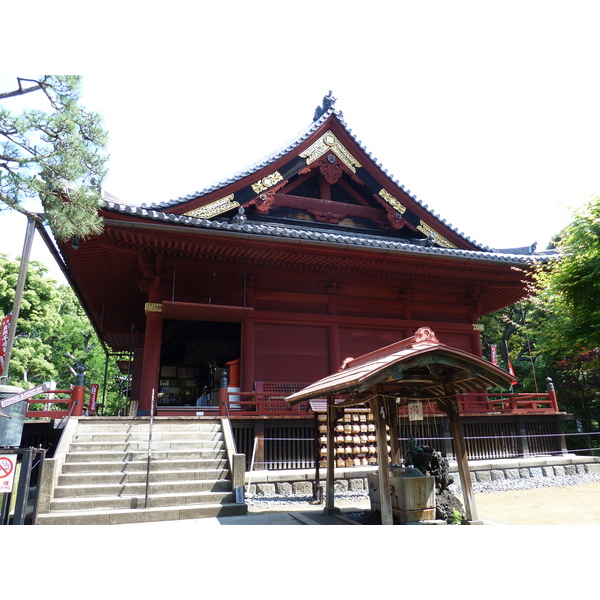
[
  {"left": 72, "top": 431, "right": 224, "bottom": 443},
  {"left": 37, "top": 502, "right": 248, "bottom": 525},
  {"left": 61, "top": 458, "right": 229, "bottom": 474},
  {"left": 69, "top": 440, "right": 225, "bottom": 452},
  {"left": 75, "top": 422, "right": 222, "bottom": 433},
  {"left": 53, "top": 478, "right": 232, "bottom": 498},
  {"left": 38, "top": 418, "right": 244, "bottom": 525},
  {"left": 49, "top": 489, "right": 236, "bottom": 512},
  {"left": 65, "top": 449, "right": 227, "bottom": 463},
  {"left": 58, "top": 468, "right": 229, "bottom": 486}
]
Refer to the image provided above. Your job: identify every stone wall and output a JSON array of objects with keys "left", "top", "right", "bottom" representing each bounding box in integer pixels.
[
  {"left": 467, "top": 455, "right": 600, "bottom": 484},
  {"left": 245, "top": 454, "right": 600, "bottom": 496}
]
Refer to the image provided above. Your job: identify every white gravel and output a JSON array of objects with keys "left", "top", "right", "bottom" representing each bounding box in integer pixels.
[{"left": 450, "top": 471, "right": 600, "bottom": 495}]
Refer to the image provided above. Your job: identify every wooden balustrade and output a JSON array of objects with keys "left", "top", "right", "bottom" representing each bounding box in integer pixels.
[{"left": 25, "top": 390, "right": 80, "bottom": 419}]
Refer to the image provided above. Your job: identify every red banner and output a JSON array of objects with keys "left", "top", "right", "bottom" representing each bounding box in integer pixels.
[
  {"left": 490, "top": 344, "right": 498, "bottom": 366},
  {"left": 502, "top": 340, "right": 518, "bottom": 385},
  {"left": 0, "top": 313, "right": 11, "bottom": 373},
  {"left": 89, "top": 383, "right": 99, "bottom": 414}
]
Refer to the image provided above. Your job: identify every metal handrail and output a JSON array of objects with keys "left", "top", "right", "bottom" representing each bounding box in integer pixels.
[{"left": 144, "top": 390, "right": 155, "bottom": 509}]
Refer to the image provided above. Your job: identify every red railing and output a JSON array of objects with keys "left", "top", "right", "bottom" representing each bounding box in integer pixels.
[
  {"left": 156, "top": 390, "right": 311, "bottom": 417},
  {"left": 154, "top": 388, "right": 560, "bottom": 418},
  {"left": 390, "top": 391, "right": 559, "bottom": 417},
  {"left": 25, "top": 386, "right": 86, "bottom": 419},
  {"left": 458, "top": 391, "right": 559, "bottom": 414}
]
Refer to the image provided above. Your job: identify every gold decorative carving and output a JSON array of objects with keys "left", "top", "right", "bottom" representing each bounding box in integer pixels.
[
  {"left": 378, "top": 189, "right": 406, "bottom": 214},
  {"left": 183, "top": 194, "right": 239, "bottom": 219},
  {"left": 417, "top": 221, "right": 457, "bottom": 249},
  {"left": 144, "top": 302, "right": 162, "bottom": 313},
  {"left": 251, "top": 171, "right": 283, "bottom": 194},
  {"left": 472, "top": 323, "right": 485, "bottom": 332},
  {"left": 300, "top": 130, "right": 362, "bottom": 173}
]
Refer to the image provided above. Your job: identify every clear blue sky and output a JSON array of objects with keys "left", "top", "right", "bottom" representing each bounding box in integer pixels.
[{"left": 2, "top": 2, "right": 600, "bottom": 283}]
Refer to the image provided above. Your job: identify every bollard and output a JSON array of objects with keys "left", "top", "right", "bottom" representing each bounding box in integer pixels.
[
  {"left": 546, "top": 377, "right": 559, "bottom": 412},
  {"left": 70, "top": 366, "right": 86, "bottom": 417},
  {"left": 219, "top": 370, "right": 229, "bottom": 416}
]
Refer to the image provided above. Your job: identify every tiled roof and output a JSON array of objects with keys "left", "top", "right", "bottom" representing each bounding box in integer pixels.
[
  {"left": 100, "top": 99, "right": 550, "bottom": 258},
  {"left": 101, "top": 195, "right": 551, "bottom": 266}
]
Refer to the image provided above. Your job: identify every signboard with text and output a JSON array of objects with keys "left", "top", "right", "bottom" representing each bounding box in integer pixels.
[
  {"left": 89, "top": 383, "right": 99, "bottom": 414},
  {"left": 0, "top": 455, "right": 17, "bottom": 493},
  {"left": 408, "top": 401, "right": 423, "bottom": 422},
  {"left": 0, "top": 313, "right": 11, "bottom": 373}
]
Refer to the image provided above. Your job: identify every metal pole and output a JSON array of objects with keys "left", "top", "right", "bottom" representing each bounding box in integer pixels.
[
  {"left": 12, "top": 449, "right": 34, "bottom": 525},
  {"left": 246, "top": 437, "right": 258, "bottom": 496},
  {"left": 1, "top": 217, "right": 36, "bottom": 383},
  {"left": 102, "top": 350, "right": 109, "bottom": 413},
  {"left": 144, "top": 389, "right": 155, "bottom": 509}
]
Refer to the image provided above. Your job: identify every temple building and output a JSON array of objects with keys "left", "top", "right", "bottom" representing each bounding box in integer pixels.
[{"left": 47, "top": 94, "right": 563, "bottom": 467}]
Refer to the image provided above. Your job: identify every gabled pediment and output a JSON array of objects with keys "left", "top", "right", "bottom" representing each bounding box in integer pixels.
[{"left": 131, "top": 104, "right": 484, "bottom": 251}]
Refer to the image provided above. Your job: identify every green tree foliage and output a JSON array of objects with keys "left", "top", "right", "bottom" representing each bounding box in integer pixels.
[
  {"left": 0, "top": 254, "right": 59, "bottom": 382},
  {"left": 0, "top": 254, "right": 127, "bottom": 414},
  {"left": 487, "top": 196, "right": 600, "bottom": 448},
  {"left": 535, "top": 197, "right": 600, "bottom": 352},
  {"left": 480, "top": 301, "right": 542, "bottom": 392},
  {"left": 0, "top": 75, "right": 108, "bottom": 242}
]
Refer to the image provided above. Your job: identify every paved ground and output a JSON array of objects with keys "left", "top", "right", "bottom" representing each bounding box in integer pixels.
[
  {"left": 241, "top": 480, "right": 600, "bottom": 525},
  {"left": 116, "top": 480, "right": 600, "bottom": 526},
  {"left": 474, "top": 480, "right": 600, "bottom": 525}
]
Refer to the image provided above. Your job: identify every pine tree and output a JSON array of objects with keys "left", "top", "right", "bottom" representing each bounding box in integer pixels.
[{"left": 1, "top": 75, "right": 108, "bottom": 242}]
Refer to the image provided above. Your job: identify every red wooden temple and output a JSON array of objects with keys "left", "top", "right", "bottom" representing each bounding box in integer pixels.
[{"left": 44, "top": 93, "right": 566, "bottom": 466}]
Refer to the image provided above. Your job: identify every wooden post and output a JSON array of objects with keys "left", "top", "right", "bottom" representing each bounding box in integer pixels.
[
  {"left": 546, "top": 377, "right": 559, "bottom": 412},
  {"left": 1, "top": 217, "right": 36, "bottom": 384},
  {"left": 241, "top": 318, "right": 255, "bottom": 395},
  {"left": 517, "top": 416, "right": 530, "bottom": 457},
  {"left": 324, "top": 394, "right": 340, "bottom": 515},
  {"left": 441, "top": 388, "right": 479, "bottom": 523},
  {"left": 255, "top": 421, "right": 265, "bottom": 470},
  {"left": 139, "top": 282, "right": 163, "bottom": 415},
  {"left": 218, "top": 386, "right": 228, "bottom": 416},
  {"left": 373, "top": 396, "right": 393, "bottom": 525}
]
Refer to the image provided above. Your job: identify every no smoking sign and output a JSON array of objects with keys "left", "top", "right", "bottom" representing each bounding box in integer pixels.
[{"left": 0, "top": 455, "right": 17, "bottom": 493}]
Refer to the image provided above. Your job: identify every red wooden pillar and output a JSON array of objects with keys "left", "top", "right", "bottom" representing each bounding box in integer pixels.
[
  {"left": 546, "top": 377, "right": 559, "bottom": 412},
  {"left": 241, "top": 318, "right": 255, "bottom": 394},
  {"left": 139, "top": 289, "right": 163, "bottom": 415},
  {"left": 241, "top": 277, "right": 255, "bottom": 394},
  {"left": 129, "top": 349, "right": 144, "bottom": 405}
]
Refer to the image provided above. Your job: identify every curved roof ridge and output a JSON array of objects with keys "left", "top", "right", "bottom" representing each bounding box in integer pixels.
[
  {"left": 139, "top": 107, "right": 338, "bottom": 211},
  {"left": 330, "top": 114, "right": 493, "bottom": 251},
  {"left": 99, "top": 97, "right": 513, "bottom": 253}
]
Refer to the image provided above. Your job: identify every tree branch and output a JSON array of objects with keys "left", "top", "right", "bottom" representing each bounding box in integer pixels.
[
  {"left": 0, "top": 191, "right": 43, "bottom": 222},
  {"left": 0, "top": 77, "right": 44, "bottom": 100}
]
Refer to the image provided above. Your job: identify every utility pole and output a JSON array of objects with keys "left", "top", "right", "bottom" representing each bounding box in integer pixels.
[{"left": 0, "top": 216, "right": 37, "bottom": 384}]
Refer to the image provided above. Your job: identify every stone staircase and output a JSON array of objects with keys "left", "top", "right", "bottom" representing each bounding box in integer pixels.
[{"left": 36, "top": 418, "right": 247, "bottom": 525}]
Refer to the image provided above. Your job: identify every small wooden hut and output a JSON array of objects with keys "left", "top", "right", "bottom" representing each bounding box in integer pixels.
[{"left": 286, "top": 327, "right": 516, "bottom": 524}]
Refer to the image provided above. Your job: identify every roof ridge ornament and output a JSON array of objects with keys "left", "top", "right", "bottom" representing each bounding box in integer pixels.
[
  {"left": 413, "top": 327, "right": 440, "bottom": 344},
  {"left": 313, "top": 90, "right": 339, "bottom": 121}
]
